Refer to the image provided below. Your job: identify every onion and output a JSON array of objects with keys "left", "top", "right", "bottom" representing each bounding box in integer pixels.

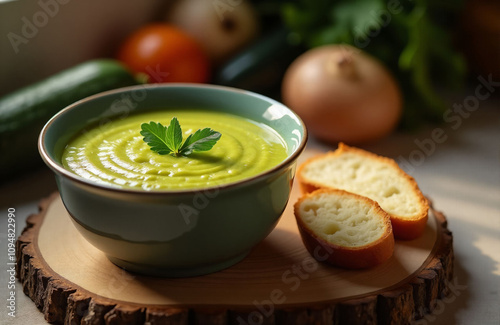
[
  {"left": 166, "top": 0, "right": 259, "bottom": 65},
  {"left": 282, "top": 45, "right": 402, "bottom": 144}
]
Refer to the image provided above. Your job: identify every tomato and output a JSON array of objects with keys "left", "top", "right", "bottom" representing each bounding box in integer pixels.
[{"left": 117, "top": 24, "right": 210, "bottom": 83}]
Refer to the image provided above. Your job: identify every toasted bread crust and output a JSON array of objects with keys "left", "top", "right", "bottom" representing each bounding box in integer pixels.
[
  {"left": 294, "top": 189, "right": 395, "bottom": 269},
  {"left": 297, "top": 143, "right": 429, "bottom": 240}
]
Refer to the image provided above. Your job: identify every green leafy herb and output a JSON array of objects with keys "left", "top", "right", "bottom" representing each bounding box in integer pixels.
[
  {"left": 140, "top": 118, "right": 221, "bottom": 156},
  {"left": 139, "top": 121, "right": 172, "bottom": 155},
  {"left": 179, "top": 127, "right": 223, "bottom": 156}
]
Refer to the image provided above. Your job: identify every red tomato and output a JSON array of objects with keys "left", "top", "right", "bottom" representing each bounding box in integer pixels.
[{"left": 117, "top": 24, "right": 210, "bottom": 83}]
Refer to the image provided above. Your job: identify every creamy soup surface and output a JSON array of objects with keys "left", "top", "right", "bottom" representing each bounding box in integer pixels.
[{"left": 62, "top": 110, "right": 288, "bottom": 190}]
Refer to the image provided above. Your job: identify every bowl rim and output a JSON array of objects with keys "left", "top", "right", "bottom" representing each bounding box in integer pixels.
[{"left": 38, "top": 83, "right": 308, "bottom": 195}]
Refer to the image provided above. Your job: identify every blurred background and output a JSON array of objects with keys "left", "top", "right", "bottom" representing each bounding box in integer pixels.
[
  {"left": 0, "top": 0, "right": 499, "bottom": 179},
  {"left": 1, "top": 0, "right": 498, "bottom": 119}
]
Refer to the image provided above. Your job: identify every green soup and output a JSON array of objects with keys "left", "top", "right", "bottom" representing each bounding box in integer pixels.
[{"left": 62, "top": 110, "right": 288, "bottom": 190}]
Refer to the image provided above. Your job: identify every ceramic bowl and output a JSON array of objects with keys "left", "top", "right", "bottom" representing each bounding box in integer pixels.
[{"left": 39, "top": 84, "right": 307, "bottom": 277}]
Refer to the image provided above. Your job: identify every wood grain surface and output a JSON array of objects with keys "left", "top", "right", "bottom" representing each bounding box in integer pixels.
[{"left": 16, "top": 168, "right": 454, "bottom": 324}]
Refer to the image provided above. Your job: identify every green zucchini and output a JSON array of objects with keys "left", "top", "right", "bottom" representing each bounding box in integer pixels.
[
  {"left": 213, "top": 26, "right": 304, "bottom": 99},
  {"left": 0, "top": 59, "right": 141, "bottom": 181}
]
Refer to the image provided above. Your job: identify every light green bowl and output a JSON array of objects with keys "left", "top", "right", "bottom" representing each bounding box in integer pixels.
[{"left": 39, "top": 84, "right": 307, "bottom": 277}]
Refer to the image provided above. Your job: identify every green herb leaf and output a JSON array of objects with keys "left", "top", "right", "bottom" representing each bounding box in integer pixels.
[
  {"left": 140, "top": 118, "right": 221, "bottom": 156},
  {"left": 165, "top": 117, "right": 183, "bottom": 152},
  {"left": 179, "top": 128, "right": 222, "bottom": 156},
  {"left": 140, "top": 121, "right": 172, "bottom": 155}
]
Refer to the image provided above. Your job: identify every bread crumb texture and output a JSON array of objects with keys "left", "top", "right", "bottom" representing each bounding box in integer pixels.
[
  {"left": 301, "top": 150, "right": 423, "bottom": 220},
  {"left": 297, "top": 191, "right": 387, "bottom": 247}
]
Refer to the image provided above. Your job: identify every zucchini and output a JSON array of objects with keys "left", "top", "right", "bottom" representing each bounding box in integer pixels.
[
  {"left": 213, "top": 26, "right": 304, "bottom": 99},
  {"left": 0, "top": 59, "right": 141, "bottom": 181}
]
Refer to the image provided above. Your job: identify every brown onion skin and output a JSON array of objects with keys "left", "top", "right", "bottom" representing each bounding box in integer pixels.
[{"left": 282, "top": 45, "right": 402, "bottom": 145}]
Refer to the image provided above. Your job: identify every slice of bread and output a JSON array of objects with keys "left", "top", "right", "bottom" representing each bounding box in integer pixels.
[
  {"left": 297, "top": 143, "right": 429, "bottom": 240},
  {"left": 294, "top": 189, "right": 394, "bottom": 269}
]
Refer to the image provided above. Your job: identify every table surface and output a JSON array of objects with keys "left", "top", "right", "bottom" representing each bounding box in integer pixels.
[{"left": 0, "top": 93, "right": 499, "bottom": 325}]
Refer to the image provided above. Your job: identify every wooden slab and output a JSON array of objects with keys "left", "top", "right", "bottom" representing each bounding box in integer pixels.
[{"left": 16, "top": 182, "right": 454, "bottom": 324}]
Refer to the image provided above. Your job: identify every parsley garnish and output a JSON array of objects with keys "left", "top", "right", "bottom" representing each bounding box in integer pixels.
[{"left": 140, "top": 118, "right": 221, "bottom": 156}]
